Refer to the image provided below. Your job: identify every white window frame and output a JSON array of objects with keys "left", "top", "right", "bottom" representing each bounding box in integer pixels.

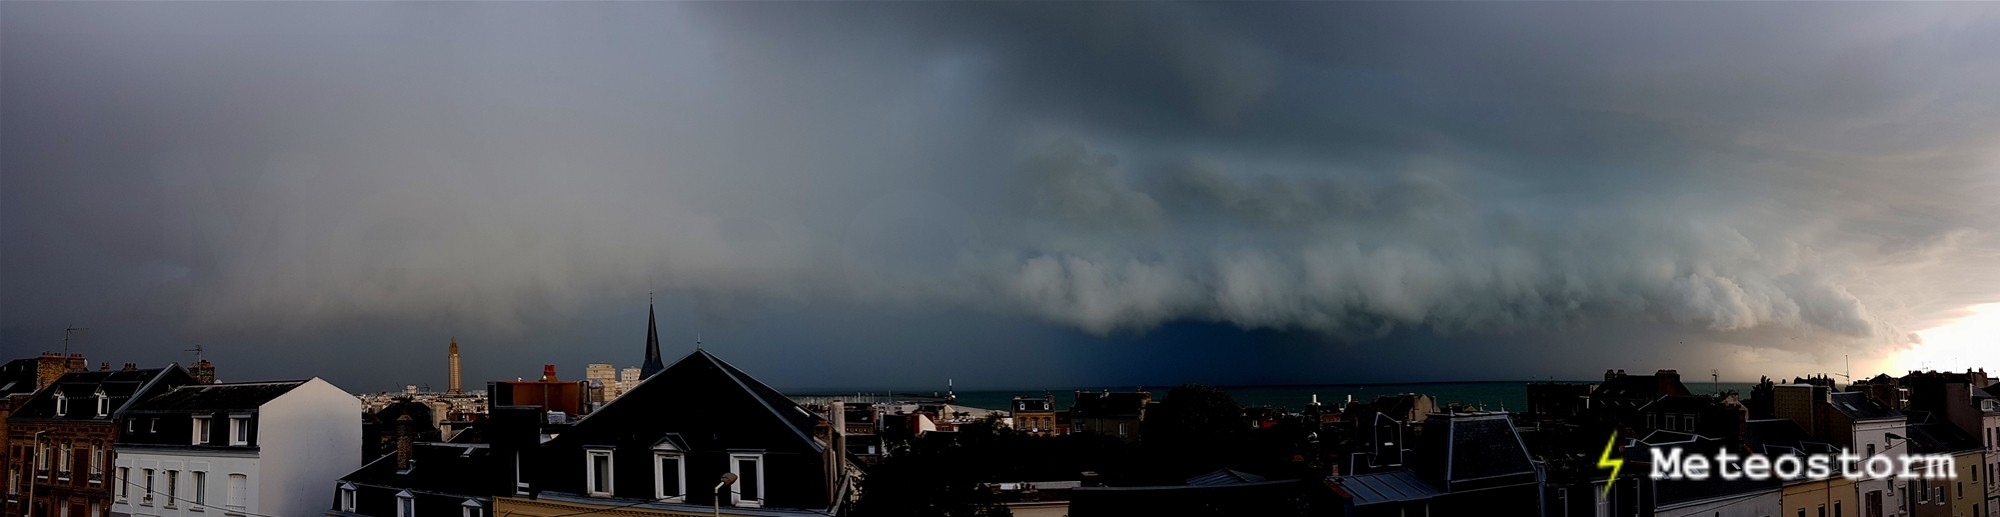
[
  {"left": 396, "top": 489, "right": 415, "bottom": 517},
  {"left": 193, "top": 416, "right": 213, "bottom": 445},
  {"left": 585, "top": 448, "right": 614, "bottom": 497},
  {"left": 653, "top": 449, "right": 685, "bottom": 502},
  {"left": 728, "top": 453, "right": 765, "bottom": 508},
  {"left": 192, "top": 470, "right": 207, "bottom": 506},
  {"left": 461, "top": 499, "right": 485, "bottom": 517},
  {"left": 89, "top": 445, "right": 103, "bottom": 482},
  {"left": 54, "top": 393, "right": 67, "bottom": 417},
  {"left": 228, "top": 415, "right": 250, "bottom": 446},
  {"left": 513, "top": 452, "right": 528, "bottom": 496},
  {"left": 57, "top": 443, "right": 72, "bottom": 479},
  {"left": 117, "top": 466, "right": 130, "bottom": 500},
  {"left": 95, "top": 393, "right": 109, "bottom": 417},
  {"left": 226, "top": 472, "right": 247, "bottom": 508},
  {"left": 338, "top": 482, "right": 358, "bottom": 512},
  {"left": 143, "top": 467, "right": 156, "bottom": 505}
]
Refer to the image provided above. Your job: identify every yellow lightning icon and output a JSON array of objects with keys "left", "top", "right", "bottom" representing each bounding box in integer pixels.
[{"left": 1597, "top": 431, "right": 1623, "bottom": 498}]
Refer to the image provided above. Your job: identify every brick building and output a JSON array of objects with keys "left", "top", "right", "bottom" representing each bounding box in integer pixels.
[{"left": 5, "top": 364, "right": 192, "bottom": 517}]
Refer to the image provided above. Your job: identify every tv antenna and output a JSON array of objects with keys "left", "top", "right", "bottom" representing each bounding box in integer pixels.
[
  {"left": 63, "top": 326, "right": 90, "bottom": 355},
  {"left": 185, "top": 343, "right": 206, "bottom": 362}
]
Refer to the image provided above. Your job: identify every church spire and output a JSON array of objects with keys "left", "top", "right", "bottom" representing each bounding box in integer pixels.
[{"left": 640, "top": 301, "right": 666, "bottom": 379}]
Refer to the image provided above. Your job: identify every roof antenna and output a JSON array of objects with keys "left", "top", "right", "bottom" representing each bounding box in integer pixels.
[
  {"left": 186, "top": 343, "right": 206, "bottom": 362},
  {"left": 63, "top": 326, "right": 90, "bottom": 355},
  {"left": 696, "top": 332, "right": 703, "bottom": 352}
]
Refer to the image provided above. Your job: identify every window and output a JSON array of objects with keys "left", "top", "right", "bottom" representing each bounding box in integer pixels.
[
  {"left": 1817, "top": 504, "right": 1825, "bottom": 517},
  {"left": 55, "top": 394, "right": 67, "bottom": 417},
  {"left": 461, "top": 499, "right": 484, "bottom": 517},
  {"left": 1866, "top": 443, "right": 1875, "bottom": 458},
  {"left": 96, "top": 393, "right": 109, "bottom": 417},
  {"left": 36, "top": 442, "right": 48, "bottom": 474},
  {"left": 338, "top": 483, "right": 357, "bottom": 512},
  {"left": 165, "top": 469, "right": 178, "bottom": 507},
  {"left": 117, "top": 467, "right": 130, "bottom": 500},
  {"left": 143, "top": 468, "right": 155, "bottom": 505},
  {"left": 228, "top": 416, "right": 250, "bottom": 446},
  {"left": 89, "top": 446, "right": 102, "bottom": 481},
  {"left": 513, "top": 452, "right": 528, "bottom": 495},
  {"left": 192, "top": 471, "right": 206, "bottom": 505},
  {"left": 1798, "top": 509, "right": 1806, "bottom": 517},
  {"left": 654, "top": 451, "right": 685, "bottom": 501},
  {"left": 729, "top": 453, "right": 764, "bottom": 507},
  {"left": 57, "top": 444, "right": 71, "bottom": 478},
  {"left": 226, "top": 473, "right": 247, "bottom": 508},
  {"left": 395, "top": 490, "right": 415, "bottom": 517},
  {"left": 1833, "top": 500, "right": 1841, "bottom": 517},
  {"left": 585, "top": 449, "right": 614, "bottom": 497},
  {"left": 193, "top": 417, "right": 212, "bottom": 445},
  {"left": 8, "top": 468, "right": 16, "bottom": 496}
]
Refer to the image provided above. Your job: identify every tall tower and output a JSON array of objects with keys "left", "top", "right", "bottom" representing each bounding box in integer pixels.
[
  {"left": 640, "top": 302, "right": 666, "bottom": 379},
  {"left": 448, "top": 337, "right": 463, "bottom": 395}
]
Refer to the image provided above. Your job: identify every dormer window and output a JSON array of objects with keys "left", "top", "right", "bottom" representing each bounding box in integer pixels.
[
  {"left": 54, "top": 394, "right": 67, "bottom": 417},
  {"left": 585, "top": 448, "right": 614, "bottom": 497},
  {"left": 395, "top": 489, "right": 415, "bottom": 517},
  {"left": 728, "top": 453, "right": 764, "bottom": 508},
  {"left": 192, "top": 416, "right": 212, "bottom": 445},
  {"left": 95, "top": 390, "right": 109, "bottom": 417},
  {"left": 653, "top": 441, "right": 685, "bottom": 502},
  {"left": 338, "top": 483, "right": 357, "bottom": 512},
  {"left": 228, "top": 415, "right": 250, "bottom": 446},
  {"left": 460, "top": 498, "right": 485, "bottom": 517}
]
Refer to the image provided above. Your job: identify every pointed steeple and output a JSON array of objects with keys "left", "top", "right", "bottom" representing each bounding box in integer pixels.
[{"left": 640, "top": 302, "right": 666, "bottom": 379}]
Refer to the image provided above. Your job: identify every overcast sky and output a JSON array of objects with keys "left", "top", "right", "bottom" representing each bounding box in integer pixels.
[{"left": 5, "top": 2, "right": 1998, "bottom": 393}]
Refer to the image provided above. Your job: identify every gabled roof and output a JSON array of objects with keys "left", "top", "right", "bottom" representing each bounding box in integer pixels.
[
  {"left": 1185, "top": 469, "right": 1267, "bottom": 487},
  {"left": 0, "top": 358, "right": 43, "bottom": 397},
  {"left": 557, "top": 349, "right": 824, "bottom": 454},
  {"left": 1903, "top": 421, "right": 1981, "bottom": 455},
  {"left": 1744, "top": 419, "right": 1836, "bottom": 457},
  {"left": 126, "top": 380, "right": 308, "bottom": 413},
  {"left": 1420, "top": 412, "right": 1534, "bottom": 491},
  {"left": 12, "top": 365, "right": 193, "bottom": 420},
  {"left": 340, "top": 442, "right": 496, "bottom": 498}
]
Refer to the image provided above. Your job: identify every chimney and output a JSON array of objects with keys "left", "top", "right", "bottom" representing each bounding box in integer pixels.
[
  {"left": 1656, "top": 369, "right": 1681, "bottom": 394},
  {"left": 99, "top": 362, "right": 110, "bottom": 372},
  {"left": 395, "top": 414, "right": 415, "bottom": 470},
  {"left": 66, "top": 353, "right": 88, "bottom": 372},
  {"left": 190, "top": 359, "right": 216, "bottom": 384},
  {"left": 829, "top": 399, "right": 846, "bottom": 502},
  {"left": 35, "top": 352, "right": 68, "bottom": 390},
  {"left": 542, "top": 365, "right": 557, "bottom": 382},
  {"left": 122, "top": 363, "right": 138, "bottom": 372}
]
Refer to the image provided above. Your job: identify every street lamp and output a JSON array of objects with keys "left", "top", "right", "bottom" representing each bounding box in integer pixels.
[{"left": 27, "top": 429, "right": 50, "bottom": 517}]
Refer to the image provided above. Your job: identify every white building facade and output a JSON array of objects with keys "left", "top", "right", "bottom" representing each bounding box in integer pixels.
[{"left": 110, "top": 378, "right": 360, "bottom": 517}]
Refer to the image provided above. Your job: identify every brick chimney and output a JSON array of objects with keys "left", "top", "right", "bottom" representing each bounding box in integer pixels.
[
  {"left": 1656, "top": 369, "right": 1681, "bottom": 395},
  {"left": 35, "top": 352, "right": 69, "bottom": 390},
  {"left": 65, "top": 353, "right": 87, "bottom": 373},
  {"left": 395, "top": 414, "right": 415, "bottom": 471},
  {"left": 99, "top": 362, "right": 110, "bottom": 372},
  {"left": 122, "top": 363, "right": 138, "bottom": 372},
  {"left": 189, "top": 359, "right": 216, "bottom": 384},
  {"left": 542, "top": 365, "right": 557, "bottom": 383}
]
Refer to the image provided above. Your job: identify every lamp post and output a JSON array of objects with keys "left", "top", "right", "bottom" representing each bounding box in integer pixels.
[
  {"left": 27, "top": 429, "right": 50, "bottom": 517},
  {"left": 713, "top": 473, "right": 738, "bottom": 517}
]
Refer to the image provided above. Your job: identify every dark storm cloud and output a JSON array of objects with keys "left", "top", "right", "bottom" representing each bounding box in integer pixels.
[{"left": 5, "top": 2, "right": 1999, "bottom": 386}]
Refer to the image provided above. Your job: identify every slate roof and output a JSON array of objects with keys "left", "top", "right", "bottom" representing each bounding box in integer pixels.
[
  {"left": 1421, "top": 412, "right": 1535, "bottom": 491},
  {"left": 341, "top": 442, "right": 496, "bottom": 498},
  {"left": 1744, "top": 418, "right": 1837, "bottom": 457},
  {"left": 125, "top": 380, "right": 308, "bottom": 413},
  {"left": 1185, "top": 469, "right": 1267, "bottom": 487},
  {"left": 11, "top": 366, "right": 192, "bottom": 421},
  {"left": 0, "top": 358, "right": 43, "bottom": 397},
  {"left": 1329, "top": 469, "right": 1441, "bottom": 506},
  {"left": 555, "top": 349, "right": 826, "bottom": 454},
  {"left": 1591, "top": 374, "right": 1690, "bottom": 401},
  {"left": 1638, "top": 395, "right": 1715, "bottom": 414},
  {"left": 1827, "top": 392, "right": 1901, "bottom": 422},
  {"left": 1902, "top": 421, "right": 1981, "bottom": 455}
]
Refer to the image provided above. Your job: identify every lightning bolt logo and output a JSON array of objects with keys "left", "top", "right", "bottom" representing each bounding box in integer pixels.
[{"left": 1597, "top": 431, "right": 1623, "bottom": 498}]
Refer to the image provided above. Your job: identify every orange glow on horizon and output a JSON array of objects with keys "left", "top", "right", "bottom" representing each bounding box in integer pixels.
[{"left": 1899, "top": 303, "right": 2000, "bottom": 374}]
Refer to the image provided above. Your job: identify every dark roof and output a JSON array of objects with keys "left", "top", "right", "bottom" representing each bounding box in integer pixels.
[
  {"left": 1071, "top": 391, "right": 1149, "bottom": 418},
  {"left": 1421, "top": 412, "right": 1535, "bottom": 491},
  {"left": 11, "top": 366, "right": 193, "bottom": 420},
  {"left": 1903, "top": 421, "right": 1981, "bottom": 454},
  {"left": 640, "top": 303, "right": 665, "bottom": 379},
  {"left": 553, "top": 349, "right": 825, "bottom": 454},
  {"left": 126, "top": 380, "right": 308, "bottom": 413},
  {"left": 1744, "top": 419, "right": 1836, "bottom": 457},
  {"left": 1329, "top": 470, "right": 1441, "bottom": 506},
  {"left": 0, "top": 358, "right": 43, "bottom": 397},
  {"left": 1591, "top": 374, "right": 1690, "bottom": 400},
  {"left": 1185, "top": 469, "right": 1267, "bottom": 487},
  {"left": 1827, "top": 392, "right": 1901, "bottom": 422},
  {"left": 1638, "top": 395, "right": 1715, "bottom": 414},
  {"left": 341, "top": 443, "right": 496, "bottom": 498}
]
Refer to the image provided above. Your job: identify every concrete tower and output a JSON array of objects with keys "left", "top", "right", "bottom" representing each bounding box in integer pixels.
[{"left": 448, "top": 336, "right": 463, "bottom": 394}]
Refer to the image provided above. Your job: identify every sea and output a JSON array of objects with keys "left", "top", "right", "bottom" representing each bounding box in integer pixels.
[{"left": 793, "top": 381, "right": 1761, "bottom": 413}]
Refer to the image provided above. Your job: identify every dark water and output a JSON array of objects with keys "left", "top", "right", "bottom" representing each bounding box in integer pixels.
[{"left": 798, "top": 381, "right": 1759, "bottom": 413}]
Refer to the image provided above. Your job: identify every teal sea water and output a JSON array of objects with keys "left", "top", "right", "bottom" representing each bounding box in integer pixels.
[{"left": 797, "top": 381, "right": 1760, "bottom": 413}]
